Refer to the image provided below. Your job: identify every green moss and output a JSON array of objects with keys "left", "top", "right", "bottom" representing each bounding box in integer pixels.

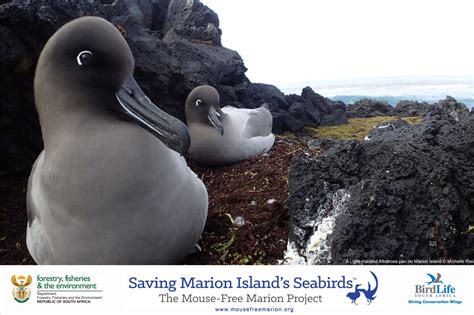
[
  {"left": 228, "top": 250, "right": 267, "bottom": 265},
  {"left": 278, "top": 132, "right": 296, "bottom": 139},
  {"left": 402, "top": 116, "right": 423, "bottom": 124},
  {"left": 307, "top": 116, "right": 421, "bottom": 141},
  {"left": 212, "top": 231, "right": 236, "bottom": 253}
]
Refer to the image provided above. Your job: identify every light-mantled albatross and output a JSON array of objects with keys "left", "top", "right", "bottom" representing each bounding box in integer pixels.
[
  {"left": 27, "top": 16, "right": 208, "bottom": 264},
  {"left": 185, "top": 85, "right": 275, "bottom": 166}
]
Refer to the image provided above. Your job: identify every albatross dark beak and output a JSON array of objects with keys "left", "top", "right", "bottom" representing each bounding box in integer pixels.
[
  {"left": 115, "top": 73, "right": 190, "bottom": 155},
  {"left": 208, "top": 106, "right": 224, "bottom": 136}
]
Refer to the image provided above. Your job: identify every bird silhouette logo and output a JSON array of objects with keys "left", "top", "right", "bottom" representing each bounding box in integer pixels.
[
  {"left": 346, "top": 271, "right": 378, "bottom": 305},
  {"left": 426, "top": 273, "right": 443, "bottom": 285}
]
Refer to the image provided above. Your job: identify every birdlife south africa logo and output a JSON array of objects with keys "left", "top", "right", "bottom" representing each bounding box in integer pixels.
[
  {"left": 407, "top": 272, "right": 463, "bottom": 305},
  {"left": 346, "top": 271, "right": 378, "bottom": 305},
  {"left": 415, "top": 272, "right": 456, "bottom": 297},
  {"left": 11, "top": 274, "right": 33, "bottom": 303}
]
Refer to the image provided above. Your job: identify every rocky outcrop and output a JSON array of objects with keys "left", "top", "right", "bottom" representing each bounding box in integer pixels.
[
  {"left": 285, "top": 108, "right": 474, "bottom": 264},
  {"left": 346, "top": 96, "right": 471, "bottom": 121},
  {"left": 163, "top": 0, "right": 222, "bottom": 45},
  {"left": 434, "top": 95, "right": 470, "bottom": 122},
  {"left": 394, "top": 100, "right": 431, "bottom": 117},
  {"left": 236, "top": 83, "right": 289, "bottom": 111},
  {"left": 346, "top": 98, "right": 394, "bottom": 118},
  {"left": 0, "top": 0, "right": 348, "bottom": 173},
  {"left": 320, "top": 101, "right": 347, "bottom": 126},
  {"left": 279, "top": 87, "right": 348, "bottom": 133}
]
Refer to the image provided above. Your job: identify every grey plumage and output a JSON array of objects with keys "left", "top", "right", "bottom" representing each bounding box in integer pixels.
[
  {"left": 243, "top": 105, "right": 273, "bottom": 139},
  {"left": 27, "top": 16, "right": 207, "bottom": 264},
  {"left": 185, "top": 85, "right": 275, "bottom": 166}
]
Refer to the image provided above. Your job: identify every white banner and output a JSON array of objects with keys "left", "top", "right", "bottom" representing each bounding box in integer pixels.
[{"left": 1, "top": 265, "right": 472, "bottom": 314}]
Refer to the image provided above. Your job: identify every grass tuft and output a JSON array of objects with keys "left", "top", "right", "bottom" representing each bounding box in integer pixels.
[{"left": 307, "top": 116, "right": 421, "bottom": 141}]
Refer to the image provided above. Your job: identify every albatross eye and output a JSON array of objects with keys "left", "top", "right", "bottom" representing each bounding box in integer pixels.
[
  {"left": 76, "top": 50, "right": 93, "bottom": 66},
  {"left": 195, "top": 99, "right": 203, "bottom": 107}
]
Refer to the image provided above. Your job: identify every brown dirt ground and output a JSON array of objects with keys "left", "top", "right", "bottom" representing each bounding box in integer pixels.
[
  {"left": 0, "top": 174, "right": 35, "bottom": 264},
  {"left": 0, "top": 136, "right": 319, "bottom": 265}
]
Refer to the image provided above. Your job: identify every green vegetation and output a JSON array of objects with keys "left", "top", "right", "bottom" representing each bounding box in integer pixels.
[
  {"left": 278, "top": 132, "right": 297, "bottom": 139},
  {"left": 307, "top": 116, "right": 422, "bottom": 141},
  {"left": 227, "top": 250, "right": 267, "bottom": 265},
  {"left": 402, "top": 116, "right": 423, "bottom": 125}
]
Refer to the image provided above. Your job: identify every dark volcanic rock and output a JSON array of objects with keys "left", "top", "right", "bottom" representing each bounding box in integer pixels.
[
  {"left": 284, "top": 87, "right": 348, "bottom": 131},
  {"left": 288, "top": 102, "right": 320, "bottom": 128},
  {"left": 0, "top": 0, "right": 247, "bottom": 172},
  {"left": 301, "top": 87, "right": 332, "bottom": 115},
  {"left": 159, "top": 29, "right": 247, "bottom": 113},
  {"left": 163, "top": 0, "right": 222, "bottom": 46},
  {"left": 283, "top": 103, "right": 305, "bottom": 132},
  {"left": 284, "top": 112, "right": 305, "bottom": 134},
  {"left": 236, "top": 83, "right": 289, "bottom": 111},
  {"left": 286, "top": 109, "right": 474, "bottom": 263},
  {"left": 271, "top": 109, "right": 291, "bottom": 134},
  {"left": 366, "top": 119, "right": 408, "bottom": 140},
  {"left": 319, "top": 100, "right": 347, "bottom": 126},
  {"left": 307, "top": 138, "right": 339, "bottom": 151},
  {"left": 394, "top": 100, "right": 431, "bottom": 117},
  {"left": 284, "top": 93, "right": 304, "bottom": 106},
  {"left": 347, "top": 98, "right": 394, "bottom": 118},
  {"left": 320, "top": 107, "right": 348, "bottom": 126},
  {"left": 434, "top": 95, "right": 470, "bottom": 122}
]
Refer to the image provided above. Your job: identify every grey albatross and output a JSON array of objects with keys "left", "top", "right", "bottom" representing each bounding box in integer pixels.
[
  {"left": 27, "top": 16, "right": 208, "bottom": 264},
  {"left": 185, "top": 85, "right": 275, "bottom": 166}
]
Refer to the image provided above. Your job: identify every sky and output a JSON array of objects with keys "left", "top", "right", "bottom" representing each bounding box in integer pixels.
[{"left": 200, "top": 0, "right": 474, "bottom": 89}]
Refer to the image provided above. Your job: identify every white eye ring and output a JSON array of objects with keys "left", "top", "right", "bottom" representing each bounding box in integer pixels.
[
  {"left": 195, "top": 99, "right": 202, "bottom": 107},
  {"left": 76, "top": 50, "right": 93, "bottom": 66}
]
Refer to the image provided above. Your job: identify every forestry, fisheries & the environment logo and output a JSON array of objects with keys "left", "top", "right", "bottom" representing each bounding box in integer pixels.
[{"left": 11, "top": 274, "right": 33, "bottom": 303}]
